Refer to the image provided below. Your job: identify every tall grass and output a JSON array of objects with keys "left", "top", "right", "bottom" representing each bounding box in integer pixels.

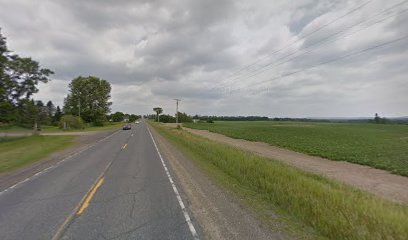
[{"left": 153, "top": 123, "right": 408, "bottom": 239}]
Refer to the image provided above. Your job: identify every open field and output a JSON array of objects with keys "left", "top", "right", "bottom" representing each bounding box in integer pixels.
[
  {"left": 184, "top": 121, "right": 408, "bottom": 176},
  {"left": 0, "top": 135, "right": 75, "bottom": 173},
  {"left": 152, "top": 122, "right": 408, "bottom": 240}
]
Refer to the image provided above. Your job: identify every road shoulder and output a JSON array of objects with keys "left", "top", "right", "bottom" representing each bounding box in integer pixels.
[
  {"left": 0, "top": 130, "right": 117, "bottom": 191},
  {"left": 149, "top": 125, "right": 290, "bottom": 240}
]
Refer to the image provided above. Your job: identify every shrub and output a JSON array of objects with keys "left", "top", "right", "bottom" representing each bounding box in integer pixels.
[
  {"left": 92, "top": 119, "right": 105, "bottom": 127},
  {"left": 59, "top": 115, "right": 84, "bottom": 130}
]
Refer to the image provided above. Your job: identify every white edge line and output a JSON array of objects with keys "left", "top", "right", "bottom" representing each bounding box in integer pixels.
[
  {"left": 0, "top": 130, "right": 120, "bottom": 196},
  {"left": 146, "top": 125, "right": 199, "bottom": 240}
]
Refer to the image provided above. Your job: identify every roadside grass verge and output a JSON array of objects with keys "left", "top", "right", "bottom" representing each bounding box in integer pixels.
[
  {"left": 0, "top": 135, "right": 75, "bottom": 173},
  {"left": 0, "top": 125, "right": 31, "bottom": 132},
  {"left": 184, "top": 121, "right": 408, "bottom": 176},
  {"left": 0, "top": 122, "right": 124, "bottom": 134},
  {"left": 41, "top": 122, "right": 124, "bottom": 133},
  {"left": 152, "top": 123, "right": 408, "bottom": 240}
]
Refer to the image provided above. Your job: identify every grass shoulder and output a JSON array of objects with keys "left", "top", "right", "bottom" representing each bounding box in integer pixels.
[
  {"left": 0, "top": 125, "right": 32, "bottom": 133},
  {"left": 151, "top": 122, "right": 408, "bottom": 240},
  {"left": 41, "top": 122, "right": 124, "bottom": 133},
  {"left": 0, "top": 135, "right": 75, "bottom": 173},
  {"left": 1, "top": 122, "right": 124, "bottom": 134}
]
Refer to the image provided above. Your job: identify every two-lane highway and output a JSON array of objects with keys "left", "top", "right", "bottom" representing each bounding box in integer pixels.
[{"left": 0, "top": 121, "right": 198, "bottom": 240}]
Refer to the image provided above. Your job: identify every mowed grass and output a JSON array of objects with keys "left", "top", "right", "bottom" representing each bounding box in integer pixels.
[
  {"left": 152, "top": 123, "right": 408, "bottom": 240},
  {"left": 184, "top": 121, "right": 408, "bottom": 176},
  {"left": 41, "top": 122, "right": 124, "bottom": 133},
  {"left": 0, "top": 135, "right": 75, "bottom": 173},
  {"left": 0, "top": 125, "right": 31, "bottom": 132},
  {"left": 0, "top": 122, "right": 125, "bottom": 134}
]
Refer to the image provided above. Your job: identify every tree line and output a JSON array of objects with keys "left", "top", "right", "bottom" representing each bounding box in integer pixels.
[
  {"left": 108, "top": 112, "right": 141, "bottom": 122},
  {"left": 150, "top": 113, "right": 407, "bottom": 125},
  {"left": 0, "top": 29, "right": 117, "bottom": 129},
  {"left": 148, "top": 107, "right": 192, "bottom": 123},
  {"left": 194, "top": 115, "right": 269, "bottom": 122}
]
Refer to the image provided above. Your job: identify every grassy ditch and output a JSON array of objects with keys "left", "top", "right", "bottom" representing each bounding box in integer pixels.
[
  {"left": 184, "top": 121, "right": 408, "bottom": 176},
  {"left": 152, "top": 123, "right": 408, "bottom": 240},
  {"left": 0, "top": 135, "right": 75, "bottom": 173}
]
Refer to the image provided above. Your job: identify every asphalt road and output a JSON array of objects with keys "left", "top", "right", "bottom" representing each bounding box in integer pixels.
[{"left": 0, "top": 121, "right": 198, "bottom": 240}]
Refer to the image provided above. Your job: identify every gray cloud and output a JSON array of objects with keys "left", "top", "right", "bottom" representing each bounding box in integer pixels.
[{"left": 0, "top": 0, "right": 407, "bottom": 117}]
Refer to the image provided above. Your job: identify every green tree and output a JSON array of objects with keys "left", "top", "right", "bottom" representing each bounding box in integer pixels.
[
  {"left": 63, "top": 76, "right": 112, "bottom": 125},
  {"left": 159, "top": 114, "right": 176, "bottom": 123},
  {"left": 59, "top": 115, "right": 84, "bottom": 130},
  {"left": 176, "top": 112, "right": 192, "bottom": 123},
  {"left": 35, "top": 100, "right": 50, "bottom": 125},
  {"left": 111, "top": 111, "right": 125, "bottom": 122},
  {"left": 0, "top": 29, "right": 53, "bottom": 124},
  {"left": 18, "top": 99, "right": 39, "bottom": 128},
  {"left": 129, "top": 114, "right": 140, "bottom": 122},
  {"left": 7, "top": 57, "right": 53, "bottom": 102},
  {"left": 46, "top": 100, "right": 56, "bottom": 119},
  {"left": 53, "top": 106, "right": 62, "bottom": 123},
  {"left": 374, "top": 113, "right": 380, "bottom": 124},
  {"left": 0, "top": 29, "right": 8, "bottom": 104},
  {"left": 153, "top": 107, "right": 163, "bottom": 122},
  {"left": 0, "top": 101, "right": 17, "bottom": 123}
]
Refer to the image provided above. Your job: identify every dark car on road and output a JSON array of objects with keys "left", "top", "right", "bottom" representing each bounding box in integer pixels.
[{"left": 122, "top": 124, "right": 131, "bottom": 130}]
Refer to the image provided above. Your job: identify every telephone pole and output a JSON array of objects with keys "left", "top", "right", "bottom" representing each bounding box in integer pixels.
[{"left": 174, "top": 99, "right": 181, "bottom": 124}]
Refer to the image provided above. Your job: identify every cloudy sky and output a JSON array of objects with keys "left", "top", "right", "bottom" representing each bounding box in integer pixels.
[{"left": 0, "top": 0, "right": 407, "bottom": 117}]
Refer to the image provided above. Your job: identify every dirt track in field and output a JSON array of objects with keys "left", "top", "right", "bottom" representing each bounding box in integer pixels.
[{"left": 184, "top": 127, "right": 408, "bottom": 204}]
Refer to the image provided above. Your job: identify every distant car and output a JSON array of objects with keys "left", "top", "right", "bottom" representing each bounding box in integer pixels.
[
  {"left": 135, "top": 121, "right": 140, "bottom": 124},
  {"left": 122, "top": 124, "right": 131, "bottom": 130}
]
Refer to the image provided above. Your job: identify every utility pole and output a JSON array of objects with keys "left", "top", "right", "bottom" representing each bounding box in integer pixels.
[{"left": 174, "top": 99, "right": 181, "bottom": 125}]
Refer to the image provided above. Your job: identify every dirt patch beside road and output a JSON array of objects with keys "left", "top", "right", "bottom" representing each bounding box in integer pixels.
[
  {"left": 0, "top": 130, "right": 117, "bottom": 191},
  {"left": 184, "top": 127, "right": 408, "bottom": 204}
]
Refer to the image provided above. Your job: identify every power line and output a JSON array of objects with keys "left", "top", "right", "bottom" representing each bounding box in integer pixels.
[
  {"left": 213, "top": 0, "right": 373, "bottom": 88},
  {"left": 215, "top": 0, "right": 408, "bottom": 89},
  {"left": 222, "top": 34, "right": 408, "bottom": 95},
  {"left": 237, "top": 7, "right": 408, "bottom": 82}
]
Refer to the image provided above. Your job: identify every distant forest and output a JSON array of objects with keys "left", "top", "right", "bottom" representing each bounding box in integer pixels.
[{"left": 192, "top": 115, "right": 408, "bottom": 124}]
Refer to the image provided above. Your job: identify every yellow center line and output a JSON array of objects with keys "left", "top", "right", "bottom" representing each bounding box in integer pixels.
[
  {"left": 76, "top": 177, "right": 104, "bottom": 215},
  {"left": 122, "top": 143, "right": 128, "bottom": 149}
]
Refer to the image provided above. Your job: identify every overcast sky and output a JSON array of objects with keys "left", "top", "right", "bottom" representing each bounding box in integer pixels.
[{"left": 1, "top": 0, "right": 407, "bottom": 117}]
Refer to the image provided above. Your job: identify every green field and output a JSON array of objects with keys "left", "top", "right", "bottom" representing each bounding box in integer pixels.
[
  {"left": 184, "top": 121, "right": 408, "bottom": 176},
  {"left": 0, "top": 135, "right": 75, "bottom": 173},
  {"left": 152, "top": 123, "right": 408, "bottom": 240}
]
